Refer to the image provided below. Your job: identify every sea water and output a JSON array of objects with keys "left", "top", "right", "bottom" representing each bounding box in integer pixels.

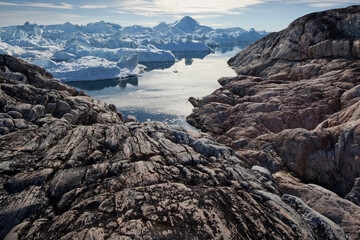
[{"left": 68, "top": 46, "right": 242, "bottom": 128}]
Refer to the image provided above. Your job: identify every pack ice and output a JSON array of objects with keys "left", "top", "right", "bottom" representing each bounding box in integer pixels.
[{"left": 0, "top": 17, "right": 268, "bottom": 81}]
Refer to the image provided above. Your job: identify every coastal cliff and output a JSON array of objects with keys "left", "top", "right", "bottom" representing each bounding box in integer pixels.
[{"left": 1, "top": 5, "right": 360, "bottom": 240}]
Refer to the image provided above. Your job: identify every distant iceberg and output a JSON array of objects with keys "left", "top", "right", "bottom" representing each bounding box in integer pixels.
[
  {"left": 33, "top": 55, "right": 145, "bottom": 82},
  {"left": 52, "top": 43, "right": 176, "bottom": 63},
  {"left": 158, "top": 41, "right": 211, "bottom": 52},
  {"left": 0, "top": 16, "right": 269, "bottom": 82}
]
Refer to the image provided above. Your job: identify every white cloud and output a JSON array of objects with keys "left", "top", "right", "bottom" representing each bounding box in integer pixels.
[
  {"left": 0, "top": 2, "right": 73, "bottom": 9},
  {"left": 113, "top": 0, "right": 356, "bottom": 18},
  {"left": 189, "top": 15, "right": 222, "bottom": 19},
  {"left": 79, "top": 5, "right": 108, "bottom": 9},
  {"left": 111, "top": 10, "right": 127, "bottom": 14},
  {"left": 285, "top": 0, "right": 357, "bottom": 7},
  {"left": 0, "top": 10, "right": 85, "bottom": 26},
  {"left": 115, "top": 0, "right": 264, "bottom": 16},
  {"left": 308, "top": 2, "right": 340, "bottom": 7}
]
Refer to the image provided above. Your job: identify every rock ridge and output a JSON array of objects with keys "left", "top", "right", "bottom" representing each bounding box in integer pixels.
[
  {"left": 1, "top": 52, "right": 359, "bottom": 239},
  {"left": 186, "top": 5, "right": 360, "bottom": 238}
]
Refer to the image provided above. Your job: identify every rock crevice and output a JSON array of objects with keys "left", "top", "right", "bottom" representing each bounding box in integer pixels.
[{"left": 1, "top": 5, "right": 360, "bottom": 240}]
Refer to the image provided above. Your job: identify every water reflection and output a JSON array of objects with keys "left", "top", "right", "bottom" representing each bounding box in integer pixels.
[
  {"left": 68, "top": 77, "right": 138, "bottom": 91},
  {"left": 216, "top": 45, "right": 234, "bottom": 53},
  {"left": 213, "top": 43, "right": 251, "bottom": 54},
  {"left": 121, "top": 109, "right": 184, "bottom": 124},
  {"left": 68, "top": 47, "right": 243, "bottom": 92},
  {"left": 119, "top": 77, "right": 138, "bottom": 89},
  {"left": 173, "top": 51, "right": 210, "bottom": 62},
  {"left": 67, "top": 46, "right": 243, "bottom": 125},
  {"left": 142, "top": 61, "right": 175, "bottom": 71}
]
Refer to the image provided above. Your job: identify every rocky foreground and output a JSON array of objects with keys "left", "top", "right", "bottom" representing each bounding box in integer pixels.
[
  {"left": 1, "top": 5, "right": 360, "bottom": 240},
  {"left": 188, "top": 4, "right": 360, "bottom": 214}
]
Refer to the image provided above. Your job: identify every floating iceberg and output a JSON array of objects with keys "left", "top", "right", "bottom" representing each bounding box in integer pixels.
[
  {"left": 0, "top": 41, "right": 25, "bottom": 56},
  {"left": 33, "top": 55, "right": 144, "bottom": 82},
  {"left": 0, "top": 16, "right": 269, "bottom": 82},
  {"left": 158, "top": 41, "right": 211, "bottom": 52},
  {"left": 207, "top": 34, "right": 236, "bottom": 47},
  {"left": 52, "top": 44, "right": 175, "bottom": 63}
]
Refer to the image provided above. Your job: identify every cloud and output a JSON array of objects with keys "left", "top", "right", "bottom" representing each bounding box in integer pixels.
[
  {"left": 308, "top": 2, "right": 340, "bottom": 7},
  {"left": 115, "top": 0, "right": 264, "bottom": 16},
  {"left": 0, "top": 2, "right": 72, "bottom": 9},
  {"left": 0, "top": 10, "right": 85, "bottom": 26},
  {"left": 189, "top": 15, "right": 222, "bottom": 19},
  {"left": 285, "top": 0, "right": 357, "bottom": 7},
  {"left": 111, "top": 10, "right": 127, "bottom": 14},
  {"left": 79, "top": 5, "right": 108, "bottom": 9}
]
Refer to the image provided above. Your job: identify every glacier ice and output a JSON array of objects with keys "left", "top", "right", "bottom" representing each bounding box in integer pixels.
[{"left": 0, "top": 16, "right": 269, "bottom": 82}]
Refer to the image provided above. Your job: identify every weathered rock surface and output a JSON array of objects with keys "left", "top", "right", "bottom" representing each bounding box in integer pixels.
[
  {"left": 187, "top": 6, "right": 360, "bottom": 202},
  {"left": 1, "top": 51, "right": 358, "bottom": 239},
  {"left": 275, "top": 171, "right": 360, "bottom": 239},
  {"left": 2, "top": 6, "right": 360, "bottom": 240}
]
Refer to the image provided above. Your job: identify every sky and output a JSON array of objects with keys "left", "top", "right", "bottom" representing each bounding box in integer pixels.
[{"left": 0, "top": 0, "right": 359, "bottom": 31}]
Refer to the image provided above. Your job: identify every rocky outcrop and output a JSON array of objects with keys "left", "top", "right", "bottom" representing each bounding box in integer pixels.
[
  {"left": 228, "top": 5, "right": 360, "bottom": 78},
  {"left": 2, "top": 6, "right": 360, "bottom": 240},
  {"left": 187, "top": 6, "right": 360, "bottom": 201},
  {"left": 1, "top": 51, "right": 359, "bottom": 240}
]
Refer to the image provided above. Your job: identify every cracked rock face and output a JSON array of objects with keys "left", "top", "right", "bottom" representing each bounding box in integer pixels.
[
  {"left": 2, "top": 6, "right": 360, "bottom": 240},
  {"left": 0, "top": 54, "right": 358, "bottom": 240},
  {"left": 187, "top": 6, "right": 360, "bottom": 205}
]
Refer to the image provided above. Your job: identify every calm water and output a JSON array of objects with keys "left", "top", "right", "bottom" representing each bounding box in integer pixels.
[{"left": 68, "top": 46, "right": 243, "bottom": 128}]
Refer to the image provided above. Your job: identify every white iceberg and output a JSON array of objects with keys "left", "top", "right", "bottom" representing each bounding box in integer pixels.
[
  {"left": 0, "top": 41, "right": 25, "bottom": 56},
  {"left": 52, "top": 44, "right": 176, "bottom": 63},
  {"left": 52, "top": 52, "right": 76, "bottom": 61},
  {"left": 34, "top": 55, "right": 145, "bottom": 82},
  {"left": 0, "top": 17, "right": 270, "bottom": 82},
  {"left": 169, "top": 16, "right": 213, "bottom": 34},
  {"left": 206, "top": 33, "right": 236, "bottom": 47},
  {"left": 158, "top": 41, "right": 211, "bottom": 52},
  {"left": 82, "top": 21, "right": 121, "bottom": 34}
]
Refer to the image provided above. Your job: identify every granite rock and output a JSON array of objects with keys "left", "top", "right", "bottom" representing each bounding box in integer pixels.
[{"left": 0, "top": 53, "right": 357, "bottom": 239}]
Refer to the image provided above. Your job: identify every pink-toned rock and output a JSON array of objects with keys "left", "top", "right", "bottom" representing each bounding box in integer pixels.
[
  {"left": 3, "top": 5, "right": 360, "bottom": 240},
  {"left": 1, "top": 53, "right": 354, "bottom": 239},
  {"left": 275, "top": 171, "right": 360, "bottom": 240}
]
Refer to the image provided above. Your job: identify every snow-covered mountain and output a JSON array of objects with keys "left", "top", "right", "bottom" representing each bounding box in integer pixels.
[{"left": 0, "top": 16, "right": 269, "bottom": 81}]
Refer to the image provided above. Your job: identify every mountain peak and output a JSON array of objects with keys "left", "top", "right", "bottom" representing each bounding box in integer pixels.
[
  {"left": 170, "top": 16, "right": 212, "bottom": 33},
  {"left": 179, "top": 16, "right": 198, "bottom": 25}
]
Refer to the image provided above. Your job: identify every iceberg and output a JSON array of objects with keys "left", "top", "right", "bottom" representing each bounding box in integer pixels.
[
  {"left": 169, "top": 16, "right": 213, "bottom": 34},
  {"left": 82, "top": 21, "right": 122, "bottom": 34},
  {"left": 0, "top": 41, "right": 25, "bottom": 56},
  {"left": 206, "top": 33, "right": 236, "bottom": 47},
  {"left": 0, "top": 17, "right": 269, "bottom": 82},
  {"left": 52, "top": 44, "right": 176, "bottom": 63},
  {"left": 34, "top": 55, "right": 145, "bottom": 82},
  {"left": 158, "top": 41, "right": 211, "bottom": 52}
]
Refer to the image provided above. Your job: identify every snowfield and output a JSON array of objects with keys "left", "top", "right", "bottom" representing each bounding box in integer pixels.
[{"left": 0, "top": 17, "right": 269, "bottom": 81}]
